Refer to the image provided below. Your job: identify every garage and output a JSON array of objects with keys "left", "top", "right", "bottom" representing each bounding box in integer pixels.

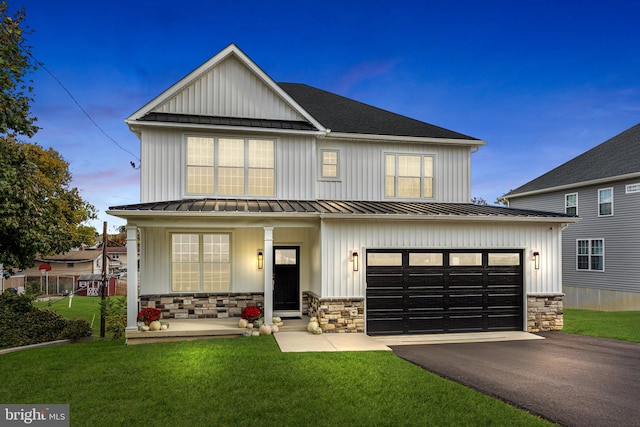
[{"left": 366, "top": 249, "right": 523, "bottom": 335}]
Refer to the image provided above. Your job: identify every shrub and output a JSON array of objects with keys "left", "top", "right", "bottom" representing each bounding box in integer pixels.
[
  {"left": 101, "top": 297, "right": 127, "bottom": 340},
  {"left": 0, "top": 290, "right": 93, "bottom": 349}
]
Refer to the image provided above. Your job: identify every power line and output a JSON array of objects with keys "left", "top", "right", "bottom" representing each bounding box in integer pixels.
[{"left": 1, "top": 22, "right": 140, "bottom": 162}]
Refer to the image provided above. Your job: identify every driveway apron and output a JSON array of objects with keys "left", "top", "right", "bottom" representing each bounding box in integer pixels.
[{"left": 391, "top": 332, "right": 640, "bottom": 427}]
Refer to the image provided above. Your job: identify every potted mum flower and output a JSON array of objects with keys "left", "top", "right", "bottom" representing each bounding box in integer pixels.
[
  {"left": 137, "top": 307, "right": 161, "bottom": 326},
  {"left": 240, "top": 305, "right": 263, "bottom": 323}
]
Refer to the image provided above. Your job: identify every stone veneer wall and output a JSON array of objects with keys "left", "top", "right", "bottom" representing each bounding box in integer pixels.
[
  {"left": 140, "top": 293, "right": 264, "bottom": 319},
  {"left": 527, "top": 294, "right": 563, "bottom": 332},
  {"left": 305, "top": 291, "right": 364, "bottom": 333}
]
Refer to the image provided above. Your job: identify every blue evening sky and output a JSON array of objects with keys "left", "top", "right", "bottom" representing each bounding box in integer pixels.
[{"left": 14, "top": 0, "right": 640, "bottom": 232}]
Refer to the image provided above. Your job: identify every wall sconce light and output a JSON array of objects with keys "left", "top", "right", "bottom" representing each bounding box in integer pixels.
[
  {"left": 352, "top": 251, "right": 359, "bottom": 272},
  {"left": 532, "top": 251, "right": 540, "bottom": 270},
  {"left": 257, "top": 251, "right": 264, "bottom": 270}
]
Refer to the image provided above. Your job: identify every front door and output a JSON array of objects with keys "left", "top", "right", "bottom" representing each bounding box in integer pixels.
[{"left": 273, "top": 246, "right": 300, "bottom": 312}]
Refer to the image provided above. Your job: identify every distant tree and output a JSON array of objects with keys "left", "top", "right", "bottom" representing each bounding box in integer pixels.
[
  {"left": 74, "top": 225, "right": 98, "bottom": 247},
  {"left": 494, "top": 195, "right": 510, "bottom": 206},
  {"left": 471, "top": 196, "right": 488, "bottom": 206},
  {"left": 0, "top": 1, "right": 95, "bottom": 274}
]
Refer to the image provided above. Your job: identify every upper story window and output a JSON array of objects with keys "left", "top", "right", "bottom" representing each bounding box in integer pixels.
[
  {"left": 320, "top": 149, "right": 340, "bottom": 180},
  {"left": 186, "top": 136, "right": 274, "bottom": 197},
  {"left": 598, "top": 188, "right": 613, "bottom": 216},
  {"left": 565, "top": 193, "right": 578, "bottom": 215},
  {"left": 626, "top": 183, "right": 640, "bottom": 194},
  {"left": 385, "top": 154, "right": 433, "bottom": 199},
  {"left": 577, "top": 239, "right": 604, "bottom": 271}
]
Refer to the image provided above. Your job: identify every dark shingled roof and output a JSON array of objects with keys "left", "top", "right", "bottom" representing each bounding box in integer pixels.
[
  {"left": 109, "top": 198, "right": 574, "bottom": 219},
  {"left": 138, "top": 112, "right": 316, "bottom": 131},
  {"left": 278, "top": 83, "right": 478, "bottom": 140},
  {"left": 507, "top": 122, "right": 640, "bottom": 197}
]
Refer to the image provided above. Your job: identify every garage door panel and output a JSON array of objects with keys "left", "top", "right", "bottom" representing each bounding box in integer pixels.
[
  {"left": 408, "top": 294, "right": 444, "bottom": 309},
  {"left": 366, "top": 249, "right": 523, "bottom": 335},
  {"left": 449, "top": 273, "right": 483, "bottom": 288},
  {"left": 407, "top": 273, "right": 445, "bottom": 288}
]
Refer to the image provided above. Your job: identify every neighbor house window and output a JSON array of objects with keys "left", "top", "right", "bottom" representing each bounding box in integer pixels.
[
  {"left": 171, "top": 233, "right": 230, "bottom": 292},
  {"left": 626, "top": 183, "right": 640, "bottom": 194},
  {"left": 385, "top": 154, "right": 433, "bottom": 198},
  {"left": 598, "top": 188, "right": 613, "bottom": 216},
  {"left": 320, "top": 149, "right": 339, "bottom": 179},
  {"left": 186, "top": 136, "right": 274, "bottom": 197},
  {"left": 577, "top": 239, "right": 604, "bottom": 271},
  {"left": 565, "top": 193, "right": 578, "bottom": 215}
]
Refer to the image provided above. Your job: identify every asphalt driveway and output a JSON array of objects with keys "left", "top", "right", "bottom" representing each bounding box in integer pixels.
[{"left": 391, "top": 332, "right": 640, "bottom": 427}]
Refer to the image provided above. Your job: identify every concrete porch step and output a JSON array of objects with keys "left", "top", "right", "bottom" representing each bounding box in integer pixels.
[{"left": 125, "top": 316, "right": 309, "bottom": 345}]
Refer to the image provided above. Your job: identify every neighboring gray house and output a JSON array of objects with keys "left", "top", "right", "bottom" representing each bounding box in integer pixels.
[
  {"left": 505, "top": 123, "right": 640, "bottom": 310},
  {"left": 108, "top": 44, "right": 577, "bottom": 336}
]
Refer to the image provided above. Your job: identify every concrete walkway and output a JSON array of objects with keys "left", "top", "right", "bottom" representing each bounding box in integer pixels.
[{"left": 274, "top": 331, "right": 542, "bottom": 352}]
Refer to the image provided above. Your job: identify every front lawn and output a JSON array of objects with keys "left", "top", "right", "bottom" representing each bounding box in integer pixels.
[
  {"left": 0, "top": 337, "right": 553, "bottom": 427},
  {"left": 563, "top": 309, "right": 640, "bottom": 343}
]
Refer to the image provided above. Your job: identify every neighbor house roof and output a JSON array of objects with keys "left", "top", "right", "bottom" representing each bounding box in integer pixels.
[
  {"left": 108, "top": 199, "right": 576, "bottom": 223},
  {"left": 506, "top": 122, "right": 640, "bottom": 198},
  {"left": 37, "top": 251, "right": 102, "bottom": 263},
  {"left": 278, "top": 83, "right": 478, "bottom": 141}
]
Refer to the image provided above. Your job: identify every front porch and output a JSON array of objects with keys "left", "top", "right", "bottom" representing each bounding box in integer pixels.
[{"left": 125, "top": 316, "right": 309, "bottom": 345}]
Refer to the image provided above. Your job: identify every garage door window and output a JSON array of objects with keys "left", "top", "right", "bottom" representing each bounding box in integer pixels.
[
  {"left": 409, "top": 253, "right": 443, "bottom": 266},
  {"left": 488, "top": 253, "right": 520, "bottom": 266},
  {"left": 367, "top": 253, "right": 403, "bottom": 266},
  {"left": 449, "top": 253, "right": 482, "bottom": 266}
]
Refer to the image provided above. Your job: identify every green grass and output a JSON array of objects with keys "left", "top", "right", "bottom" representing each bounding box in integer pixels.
[
  {"left": 0, "top": 337, "right": 553, "bottom": 427},
  {"left": 35, "top": 296, "right": 103, "bottom": 328},
  {"left": 564, "top": 309, "right": 640, "bottom": 343}
]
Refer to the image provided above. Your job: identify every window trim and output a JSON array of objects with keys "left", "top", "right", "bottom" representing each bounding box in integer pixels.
[
  {"left": 170, "top": 231, "right": 232, "bottom": 293},
  {"left": 185, "top": 135, "right": 276, "bottom": 198},
  {"left": 598, "top": 187, "right": 613, "bottom": 217},
  {"left": 576, "top": 238, "right": 605, "bottom": 272},
  {"left": 626, "top": 183, "right": 640, "bottom": 194},
  {"left": 319, "top": 148, "right": 341, "bottom": 181},
  {"left": 565, "top": 192, "right": 578, "bottom": 215},
  {"left": 384, "top": 152, "right": 435, "bottom": 200}
]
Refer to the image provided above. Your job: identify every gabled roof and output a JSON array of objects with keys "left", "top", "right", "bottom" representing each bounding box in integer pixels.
[
  {"left": 108, "top": 198, "right": 576, "bottom": 223},
  {"left": 506, "top": 122, "right": 640, "bottom": 198},
  {"left": 127, "top": 44, "right": 483, "bottom": 145},
  {"left": 37, "top": 251, "right": 102, "bottom": 263},
  {"left": 278, "top": 83, "right": 479, "bottom": 141}
]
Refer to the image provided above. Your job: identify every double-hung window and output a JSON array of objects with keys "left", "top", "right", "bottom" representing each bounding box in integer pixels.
[
  {"left": 171, "top": 233, "right": 230, "bottom": 292},
  {"left": 577, "top": 239, "right": 604, "bottom": 271},
  {"left": 186, "top": 136, "right": 274, "bottom": 197},
  {"left": 565, "top": 193, "right": 577, "bottom": 215},
  {"left": 385, "top": 154, "right": 434, "bottom": 199},
  {"left": 598, "top": 188, "right": 613, "bottom": 216}
]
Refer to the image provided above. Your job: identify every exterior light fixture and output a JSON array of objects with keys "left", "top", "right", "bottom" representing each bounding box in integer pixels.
[
  {"left": 533, "top": 251, "right": 540, "bottom": 270},
  {"left": 352, "top": 251, "right": 359, "bottom": 272},
  {"left": 257, "top": 251, "right": 264, "bottom": 270}
]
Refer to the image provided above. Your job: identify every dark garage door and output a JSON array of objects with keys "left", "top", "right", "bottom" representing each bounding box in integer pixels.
[{"left": 366, "top": 249, "right": 523, "bottom": 335}]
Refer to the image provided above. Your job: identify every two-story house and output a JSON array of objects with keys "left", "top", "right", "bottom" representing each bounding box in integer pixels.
[
  {"left": 108, "top": 44, "right": 577, "bottom": 336},
  {"left": 505, "top": 123, "right": 640, "bottom": 311}
]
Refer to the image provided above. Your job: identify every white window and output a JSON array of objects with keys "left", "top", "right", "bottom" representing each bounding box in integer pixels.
[
  {"left": 320, "top": 149, "right": 340, "bottom": 179},
  {"left": 565, "top": 193, "right": 578, "bottom": 215},
  {"left": 626, "top": 183, "right": 640, "bottom": 194},
  {"left": 171, "top": 233, "right": 230, "bottom": 292},
  {"left": 385, "top": 154, "right": 434, "bottom": 199},
  {"left": 598, "top": 188, "right": 613, "bottom": 216},
  {"left": 186, "top": 136, "right": 274, "bottom": 197},
  {"left": 577, "top": 239, "right": 604, "bottom": 271}
]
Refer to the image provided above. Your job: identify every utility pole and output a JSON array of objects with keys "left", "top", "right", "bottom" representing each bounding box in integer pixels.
[{"left": 100, "top": 221, "right": 107, "bottom": 339}]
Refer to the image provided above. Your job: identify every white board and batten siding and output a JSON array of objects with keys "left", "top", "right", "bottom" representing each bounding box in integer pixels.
[
  {"left": 510, "top": 178, "right": 640, "bottom": 294},
  {"left": 153, "top": 55, "right": 304, "bottom": 122},
  {"left": 320, "top": 220, "right": 563, "bottom": 298},
  {"left": 316, "top": 140, "right": 472, "bottom": 203}
]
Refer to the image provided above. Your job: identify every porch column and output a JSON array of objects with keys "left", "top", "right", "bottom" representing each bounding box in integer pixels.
[
  {"left": 126, "top": 224, "right": 139, "bottom": 332},
  {"left": 263, "top": 227, "right": 274, "bottom": 324}
]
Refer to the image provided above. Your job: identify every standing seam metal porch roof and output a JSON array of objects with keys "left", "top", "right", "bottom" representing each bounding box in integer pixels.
[{"left": 108, "top": 199, "right": 576, "bottom": 219}]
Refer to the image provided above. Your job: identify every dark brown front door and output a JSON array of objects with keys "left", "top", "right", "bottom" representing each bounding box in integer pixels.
[{"left": 273, "top": 247, "right": 300, "bottom": 311}]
